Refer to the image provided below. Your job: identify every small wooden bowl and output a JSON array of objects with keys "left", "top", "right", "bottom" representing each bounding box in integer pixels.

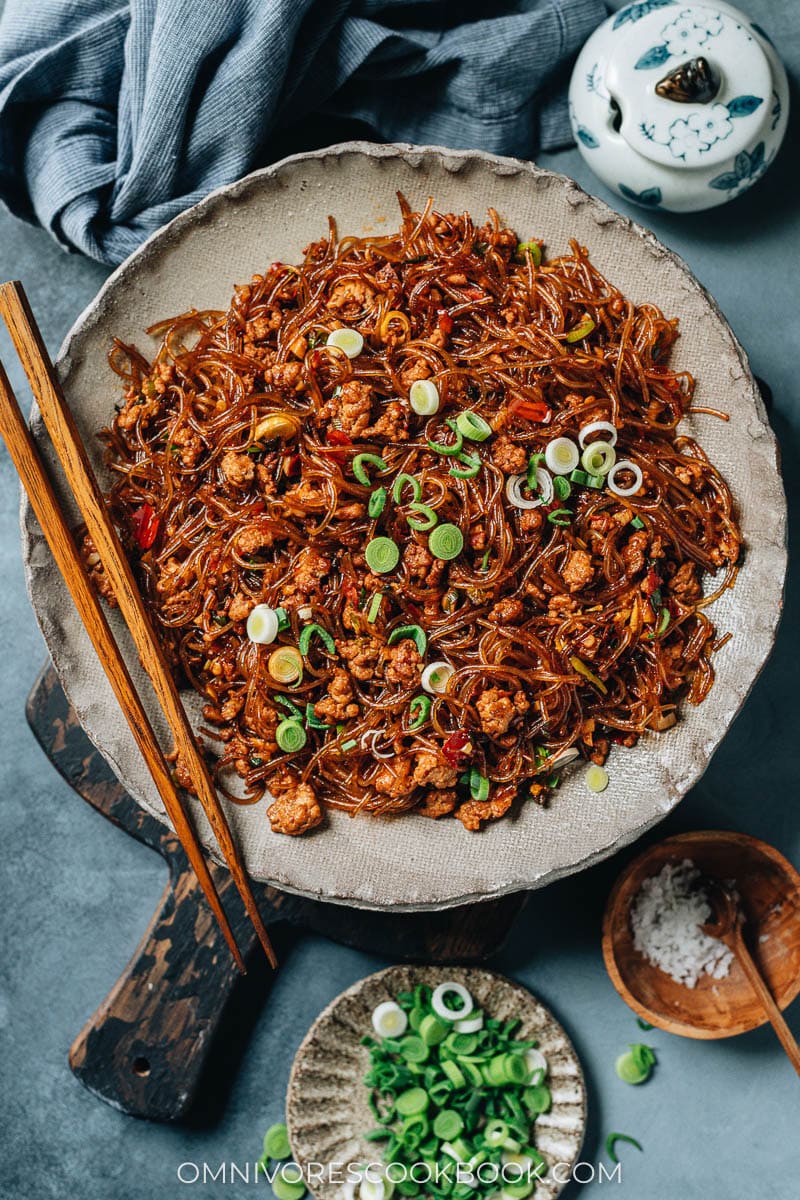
[{"left": 602, "top": 831, "right": 800, "bottom": 1039}]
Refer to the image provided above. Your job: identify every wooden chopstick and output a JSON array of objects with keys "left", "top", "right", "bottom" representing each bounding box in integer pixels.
[
  {"left": 0, "top": 281, "right": 278, "bottom": 971},
  {"left": 0, "top": 356, "right": 247, "bottom": 973}
]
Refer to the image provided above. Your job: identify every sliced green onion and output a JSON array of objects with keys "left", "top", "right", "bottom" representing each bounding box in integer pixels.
[
  {"left": 276, "top": 719, "right": 307, "bottom": 753},
  {"left": 275, "top": 695, "right": 303, "bottom": 721},
  {"left": 545, "top": 437, "right": 579, "bottom": 475},
  {"left": 388, "top": 624, "right": 427, "bottom": 656},
  {"left": 340, "top": 738, "right": 358, "bottom": 752},
  {"left": 400, "top": 1035, "right": 429, "bottom": 1063},
  {"left": 407, "top": 503, "right": 438, "bottom": 531},
  {"left": 305, "top": 702, "right": 330, "bottom": 730},
  {"left": 327, "top": 327, "right": 363, "bottom": 358},
  {"left": 392, "top": 473, "right": 422, "bottom": 503},
  {"left": 522, "top": 1083, "right": 551, "bottom": 1115},
  {"left": 516, "top": 241, "right": 542, "bottom": 266},
  {"left": 480, "top": 550, "right": 490, "bottom": 571},
  {"left": 547, "top": 508, "right": 572, "bottom": 526},
  {"left": 433, "top": 1110, "right": 464, "bottom": 1141},
  {"left": 586, "top": 473, "right": 605, "bottom": 489},
  {"left": 553, "top": 475, "right": 572, "bottom": 501},
  {"left": 569, "top": 468, "right": 589, "bottom": 486},
  {"left": 270, "top": 1168, "right": 307, "bottom": 1200},
  {"left": 586, "top": 764, "right": 609, "bottom": 793},
  {"left": 298, "top": 623, "right": 336, "bottom": 656},
  {"left": 268, "top": 646, "right": 303, "bottom": 685},
  {"left": 441, "top": 1060, "right": 466, "bottom": 1089},
  {"left": 419, "top": 1014, "right": 448, "bottom": 1045},
  {"left": 421, "top": 661, "right": 454, "bottom": 695},
  {"left": 427, "top": 420, "right": 463, "bottom": 457},
  {"left": 580, "top": 440, "right": 616, "bottom": 476},
  {"left": 469, "top": 768, "right": 490, "bottom": 803},
  {"left": 365, "top": 536, "right": 400, "bottom": 574},
  {"left": 246, "top": 604, "right": 280, "bottom": 645},
  {"left": 275, "top": 606, "right": 290, "bottom": 632},
  {"left": 655, "top": 606, "right": 670, "bottom": 636},
  {"left": 408, "top": 695, "right": 432, "bottom": 729},
  {"left": 636, "top": 1017, "right": 653, "bottom": 1031},
  {"left": 353, "top": 452, "right": 388, "bottom": 486},
  {"left": 615, "top": 1044, "right": 654, "bottom": 1084},
  {"left": 527, "top": 452, "right": 545, "bottom": 489},
  {"left": 454, "top": 410, "right": 493, "bottom": 442},
  {"left": 263, "top": 1123, "right": 292, "bottom": 1160},
  {"left": 409, "top": 378, "right": 441, "bottom": 416},
  {"left": 395, "top": 1087, "right": 429, "bottom": 1116},
  {"left": 429, "top": 523, "right": 464, "bottom": 560},
  {"left": 630, "top": 516, "right": 645, "bottom": 530},
  {"left": 484, "top": 1119, "right": 509, "bottom": 1147},
  {"left": 449, "top": 451, "right": 481, "bottom": 479},
  {"left": 606, "top": 1132, "right": 643, "bottom": 1164},
  {"left": 369, "top": 487, "right": 387, "bottom": 518},
  {"left": 367, "top": 593, "right": 383, "bottom": 623},
  {"left": 565, "top": 315, "right": 596, "bottom": 342}
]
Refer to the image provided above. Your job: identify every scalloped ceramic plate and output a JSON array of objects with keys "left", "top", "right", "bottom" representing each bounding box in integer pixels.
[
  {"left": 21, "top": 142, "right": 786, "bottom": 909},
  {"left": 286, "top": 966, "right": 586, "bottom": 1200}
]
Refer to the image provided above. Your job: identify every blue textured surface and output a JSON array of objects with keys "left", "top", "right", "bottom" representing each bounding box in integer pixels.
[{"left": 0, "top": 5, "right": 798, "bottom": 1197}]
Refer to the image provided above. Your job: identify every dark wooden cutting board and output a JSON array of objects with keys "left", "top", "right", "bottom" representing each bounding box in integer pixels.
[{"left": 26, "top": 664, "right": 526, "bottom": 1123}]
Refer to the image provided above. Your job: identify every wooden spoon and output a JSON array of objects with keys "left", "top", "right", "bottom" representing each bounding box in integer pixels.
[{"left": 702, "top": 880, "right": 800, "bottom": 1076}]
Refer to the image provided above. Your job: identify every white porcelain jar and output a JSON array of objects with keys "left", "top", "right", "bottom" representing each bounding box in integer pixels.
[{"left": 568, "top": 1, "right": 789, "bottom": 212}]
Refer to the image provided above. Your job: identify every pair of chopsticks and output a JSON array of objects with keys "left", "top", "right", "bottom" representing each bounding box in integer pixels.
[{"left": 0, "top": 282, "right": 276, "bottom": 974}]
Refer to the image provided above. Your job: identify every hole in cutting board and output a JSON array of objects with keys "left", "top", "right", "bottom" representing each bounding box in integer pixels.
[{"left": 132, "top": 1056, "right": 151, "bottom": 1077}]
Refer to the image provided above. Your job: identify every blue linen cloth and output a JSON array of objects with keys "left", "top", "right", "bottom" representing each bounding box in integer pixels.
[{"left": 0, "top": 0, "right": 605, "bottom": 265}]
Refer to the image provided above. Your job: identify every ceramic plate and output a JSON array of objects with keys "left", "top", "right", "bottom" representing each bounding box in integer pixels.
[
  {"left": 20, "top": 143, "right": 786, "bottom": 908},
  {"left": 286, "top": 966, "right": 586, "bottom": 1200}
]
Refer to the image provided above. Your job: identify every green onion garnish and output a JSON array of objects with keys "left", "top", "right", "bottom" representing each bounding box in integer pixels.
[
  {"left": 522, "top": 1082, "right": 552, "bottom": 1114},
  {"left": 298, "top": 622, "right": 336, "bottom": 656},
  {"left": 305, "top": 702, "right": 330, "bottom": 730},
  {"left": 408, "top": 694, "right": 432, "bottom": 728},
  {"left": 454, "top": 410, "right": 493, "bottom": 442},
  {"left": 547, "top": 508, "right": 572, "bottom": 526},
  {"left": 275, "top": 719, "right": 307, "bottom": 753},
  {"left": 553, "top": 475, "right": 572, "bottom": 501},
  {"left": 407, "top": 503, "right": 438, "bottom": 531},
  {"left": 368, "top": 486, "right": 387, "bottom": 518},
  {"left": 275, "top": 606, "right": 290, "bottom": 632},
  {"left": 340, "top": 738, "right": 357, "bottom": 752},
  {"left": 365, "top": 536, "right": 400, "bottom": 574},
  {"left": 615, "top": 1043, "right": 656, "bottom": 1085},
  {"left": 631, "top": 516, "right": 645, "bottom": 530},
  {"left": 388, "top": 624, "right": 427, "bottom": 656},
  {"left": 606, "top": 1132, "right": 643, "bottom": 1164},
  {"left": 352, "top": 452, "right": 388, "bottom": 486},
  {"left": 517, "top": 241, "right": 543, "bottom": 266},
  {"left": 586, "top": 473, "right": 605, "bottom": 489},
  {"left": 527, "top": 451, "right": 545, "bottom": 490},
  {"left": 481, "top": 549, "right": 491, "bottom": 571},
  {"left": 655, "top": 607, "right": 670, "bottom": 636},
  {"left": 469, "top": 768, "right": 490, "bottom": 802},
  {"left": 427, "top": 419, "right": 463, "bottom": 457},
  {"left": 429, "top": 522, "right": 464, "bottom": 560},
  {"left": 449, "top": 451, "right": 481, "bottom": 479},
  {"left": 565, "top": 315, "right": 596, "bottom": 342},
  {"left": 636, "top": 1017, "right": 653, "bottom": 1031},
  {"left": 275, "top": 695, "right": 304, "bottom": 720},
  {"left": 366, "top": 593, "right": 383, "bottom": 623},
  {"left": 569, "top": 468, "right": 589, "bottom": 486},
  {"left": 392, "top": 473, "right": 422, "bottom": 503}
]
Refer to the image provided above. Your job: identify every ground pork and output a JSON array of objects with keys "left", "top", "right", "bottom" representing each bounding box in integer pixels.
[
  {"left": 456, "top": 785, "right": 515, "bottom": 830},
  {"left": 364, "top": 400, "right": 409, "bottom": 441},
  {"left": 314, "top": 669, "right": 360, "bottom": 724},
  {"left": 417, "top": 789, "right": 458, "bottom": 819},
  {"left": 669, "top": 560, "right": 702, "bottom": 604},
  {"left": 492, "top": 435, "right": 527, "bottom": 474},
  {"left": 327, "top": 278, "right": 376, "bottom": 316},
  {"left": 383, "top": 641, "right": 423, "bottom": 686},
  {"left": 476, "top": 687, "right": 529, "bottom": 736},
  {"left": 561, "top": 549, "right": 594, "bottom": 593},
  {"left": 323, "top": 379, "right": 373, "bottom": 438},
  {"left": 228, "top": 593, "right": 253, "bottom": 622},
  {"left": 336, "top": 635, "right": 381, "bottom": 681},
  {"left": 220, "top": 450, "right": 255, "bottom": 488},
  {"left": 266, "top": 772, "right": 323, "bottom": 836},
  {"left": 399, "top": 357, "right": 431, "bottom": 390},
  {"left": 488, "top": 597, "right": 525, "bottom": 624},
  {"left": 373, "top": 759, "right": 413, "bottom": 798},
  {"left": 621, "top": 531, "right": 649, "bottom": 577},
  {"left": 412, "top": 752, "right": 459, "bottom": 790},
  {"left": 519, "top": 508, "right": 544, "bottom": 537},
  {"left": 81, "top": 532, "right": 117, "bottom": 606},
  {"left": 548, "top": 594, "right": 580, "bottom": 618}
]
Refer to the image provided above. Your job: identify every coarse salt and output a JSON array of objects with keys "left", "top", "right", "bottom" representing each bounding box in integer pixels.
[{"left": 630, "top": 858, "right": 734, "bottom": 988}]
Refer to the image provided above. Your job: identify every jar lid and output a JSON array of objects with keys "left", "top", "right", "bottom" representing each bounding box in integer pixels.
[{"left": 605, "top": 4, "right": 772, "bottom": 169}]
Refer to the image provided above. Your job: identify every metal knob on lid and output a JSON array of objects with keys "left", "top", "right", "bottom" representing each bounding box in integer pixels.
[{"left": 569, "top": 2, "right": 789, "bottom": 212}]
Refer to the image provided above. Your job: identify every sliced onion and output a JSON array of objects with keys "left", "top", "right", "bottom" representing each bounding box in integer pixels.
[
  {"left": 327, "top": 327, "right": 364, "bottom": 358},
  {"left": 421, "top": 661, "right": 454, "bottom": 695},
  {"left": 431, "top": 981, "right": 474, "bottom": 1022},
  {"left": 545, "top": 437, "right": 579, "bottom": 475},
  {"left": 410, "top": 378, "right": 441, "bottom": 415},
  {"left": 607, "top": 460, "right": 643, "bottom": 497},
  {"left": 506, "top": 467, "right": 552, "bottom": 509},
  {"left": 578, "top": 419, "right": 618, "bottom": 448},
  {"left": 360, "top": 730, "right": 395, "bottom": 760},
  {"left": 454, "top": 1012, "right": 484, "bottom": 1033}
]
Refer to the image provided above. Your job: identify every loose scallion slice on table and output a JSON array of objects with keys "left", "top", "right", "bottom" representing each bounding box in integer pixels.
[
  {"left": 270, "top": 1167, "right": 307, "bottom": 1200},
  {"left": 263, "top": 1123, "right": 292, "bottom": 1160},
  {"left": 387, "top": 624, "right": 427, "bottom": 656},
  {"left": 365, "top": 536, "right": 400, "bottom": 574},
  {"left": 429, "top": 523, "right": 464, "bottom": 561},
  {"left": 353, "top": 453, "right": 388, "bottom": 486},
  {"left": 605, "top": 1132, "right": 643, "bottom": 1163},
  {"left": 615, "top": 1043, "right": 656, "bottom": 1084}
]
